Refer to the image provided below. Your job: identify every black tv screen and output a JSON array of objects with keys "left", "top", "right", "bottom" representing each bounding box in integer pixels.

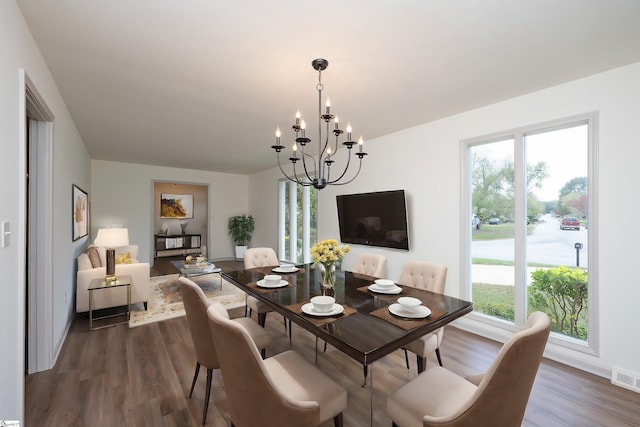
[{"left": 336, "top": 190, "right": 409, "bottom": 250}]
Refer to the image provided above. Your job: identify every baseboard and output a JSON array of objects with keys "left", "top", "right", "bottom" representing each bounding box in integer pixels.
[{"left": 51, "top": 311, "right": 74, "bottom": 371}]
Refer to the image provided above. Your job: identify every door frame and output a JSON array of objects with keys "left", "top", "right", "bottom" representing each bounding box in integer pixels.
[{"left": 22, "top": 70, "right": 55, "bottom": 373}]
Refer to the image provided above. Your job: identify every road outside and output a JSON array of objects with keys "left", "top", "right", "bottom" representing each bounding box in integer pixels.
[{"left": 472, "top": 214, "right": 588, "bottom": 268}]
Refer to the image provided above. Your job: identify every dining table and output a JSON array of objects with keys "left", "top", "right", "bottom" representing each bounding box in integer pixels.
[{"left": 217, "top": 260, "right": 473, "bottom": 425}]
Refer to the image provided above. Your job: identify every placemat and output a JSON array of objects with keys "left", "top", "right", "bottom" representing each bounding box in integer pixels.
[
  {"left": 287, "top": 302, "right": 357, "bottom": 327},
  {"left": 247, "top": 281, "right": 295, "bottom": 294},
  {"left": 370, "top": 305, "right": 447, "bottom": 331}
]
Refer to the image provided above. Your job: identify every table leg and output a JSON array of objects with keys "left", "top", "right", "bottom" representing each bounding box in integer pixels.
[
  {"left": 127, "top": 282, "right": 131, "bottom": 323},
  {"left": 369, "top": 364, "right": 374, "bottom": 427},
  {"left": 89, "top": 289, "right": 93, "bottom": 330}
]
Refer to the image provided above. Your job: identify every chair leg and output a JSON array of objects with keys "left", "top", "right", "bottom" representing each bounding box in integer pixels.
[
  {"left": 261, "top": 348, "right": 266, "bottom": 359},
  {"left": 283, "top": 316, "right": 287, "bottom": 331},
  {"left": 288, "top": 319, "right": 292, "bottom": 343},
  {"left": 333, "top": 412, "right": 343, "bottom": 427},
  {"left": 435, "top": 347, "right": 443, "bottom": 366},
  {"left": 189, "top": 362, "right": 201, "bottom": 398},
  {"left": 202, "top": 368, "right": 213, "bottom": 425},
  {"left": 143, "top": 301, "right": 148, "bottom": 310},
  {"left": 404, "top": 348, "right": 409, "bottom": 369},
  {"left": 416, "top": 355, "right": 426, "bottom": 374},
  {"left": 258, "top": 312, "right": 266, "bottom": 327},
  {"left": 392, "top": 423, "right": 399, "bottom": 427}
]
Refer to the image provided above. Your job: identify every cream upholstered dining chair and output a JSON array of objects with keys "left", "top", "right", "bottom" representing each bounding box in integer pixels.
[
  {"left": 207, "top": 302, "right": 348, "bottom": 427},
  {"left": 243, "top": 247, "right": 287, "bottom": 329},
  {"left": 351, "top": 253, "right": 387, "bottom": 278},
  {"left": 399, "top": 261, "right": 448, "bottom": 373},
  {"left": 386, "top": 311, "right": 551, "bottom": 427},
  {"left": 178, "top": 277, "right": 272, "bottom": 425}
]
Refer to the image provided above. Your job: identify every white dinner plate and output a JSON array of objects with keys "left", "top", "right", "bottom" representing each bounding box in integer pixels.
[
  {"left": 388, "top": 303, "right": 431, "bottom": 319},
  {"left": 256, "top": 279, "right": 289, "bottom": 289},
  {"left": 272, "top": 266, "right": 300, "bottom": 273},
  {"left": 301, "top": 303, "right": 344, "bottom": 317},
  {"left": 368, "top": 284, "right": 402, "bottom": 294}
]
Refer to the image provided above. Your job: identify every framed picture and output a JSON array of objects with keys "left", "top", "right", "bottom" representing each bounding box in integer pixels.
[
  {"left": 160, "top": 193, "right": 194, "bottom": 219},
  {"left": 72, "top": 184, "right": 89, "bottom": 241}
]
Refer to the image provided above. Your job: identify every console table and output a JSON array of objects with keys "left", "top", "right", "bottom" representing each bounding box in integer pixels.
[{"left": 154, "top": 234, "right": 201, "bottom": 257}]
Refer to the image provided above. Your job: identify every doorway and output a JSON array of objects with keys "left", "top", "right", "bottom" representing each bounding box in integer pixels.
[{"left": 152, "top": 181, "right": 209, "bottom": 262}]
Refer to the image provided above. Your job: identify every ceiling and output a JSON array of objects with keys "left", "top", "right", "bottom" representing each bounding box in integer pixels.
[{"left": 17, "top": 0, "right": 640, "bottom": 175}]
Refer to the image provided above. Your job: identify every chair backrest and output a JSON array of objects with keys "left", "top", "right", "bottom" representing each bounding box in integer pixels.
[
  {"left": 244, "top": 247, "right": 279, "bottom": 269},
  {"left": 179, "top": 277, "right": 229, "bottom": 370},
  {"left": 427, "top": 311, "right": 551, "bottom": 427},
  {"left": 352, "top": 253, "right": 387, "bottom": 278},
  {"left": 399, "top": 261, "right": 448, "bottom": 293},
  {"left": 206, "top": 303, "right": 319, "bottom": 426}
]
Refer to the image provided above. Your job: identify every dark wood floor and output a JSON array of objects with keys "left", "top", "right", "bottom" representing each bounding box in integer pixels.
[{"left": 25, "top": 259, "right": 640, "bottom": 426}]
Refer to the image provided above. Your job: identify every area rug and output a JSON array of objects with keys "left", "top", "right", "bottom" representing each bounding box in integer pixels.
[{"left": 129, "top": 273, "right": 246, "bottom": 328}]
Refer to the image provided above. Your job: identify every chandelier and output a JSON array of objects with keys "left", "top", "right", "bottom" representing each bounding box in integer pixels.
[{"left": 271, "top": 58, "right": 367, "bottom": 190}]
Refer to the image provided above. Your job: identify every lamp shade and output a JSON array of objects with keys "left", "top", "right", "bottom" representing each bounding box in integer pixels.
[{"left": 94, "top": 228, "right": 129, "bottom": 248}]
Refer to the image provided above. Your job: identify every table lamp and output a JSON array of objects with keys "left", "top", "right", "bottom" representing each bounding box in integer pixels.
[{"left": 94, "top": 228, "right": 129, "bottom": 283}]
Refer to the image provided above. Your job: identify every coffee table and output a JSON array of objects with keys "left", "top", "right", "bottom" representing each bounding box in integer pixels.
[{"left": 170, "top": 260, "right": 223, "bottom": 288}]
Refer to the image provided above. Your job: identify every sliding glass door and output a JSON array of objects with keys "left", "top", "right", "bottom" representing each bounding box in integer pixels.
[{"left": 278, "top": 181, "right": 317, "bottom": 263}]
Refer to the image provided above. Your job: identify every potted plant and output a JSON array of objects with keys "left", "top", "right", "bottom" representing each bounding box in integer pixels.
[{"left": 228, "top": 214, "right": 255, "bottom": 258}]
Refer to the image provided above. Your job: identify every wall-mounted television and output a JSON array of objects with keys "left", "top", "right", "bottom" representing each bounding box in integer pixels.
[{"left": 336, "top": 190, "right": 409, "bottom": 251}]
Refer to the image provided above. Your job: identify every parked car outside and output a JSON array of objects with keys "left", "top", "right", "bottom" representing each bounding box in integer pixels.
[
  {"left": 560, "top": 217, "right": 580, "bottom": 230},
  {"left": 488, "top": 217, "right": 501, "bottom": 225}
]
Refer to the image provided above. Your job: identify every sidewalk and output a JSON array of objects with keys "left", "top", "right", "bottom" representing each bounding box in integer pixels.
[{"left": 472, "top": 264, "right": 539, "bottom": 286}]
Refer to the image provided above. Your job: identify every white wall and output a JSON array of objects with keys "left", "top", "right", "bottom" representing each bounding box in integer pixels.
[
  {"left": 250, "top": 62, "right": 640, "bottom": 379},
  {"left": 91, "top": 160, "right": 249, "bottom": 261},
  {"left": 1, "top": 1, "right": 90, "bottom": 421}
]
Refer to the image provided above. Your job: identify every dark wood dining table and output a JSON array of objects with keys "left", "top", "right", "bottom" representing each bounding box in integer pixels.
[{"left": 217, "top": 261, "right": 473, "bottom": 424}]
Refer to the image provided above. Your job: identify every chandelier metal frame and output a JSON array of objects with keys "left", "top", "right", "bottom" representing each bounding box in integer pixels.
[{"left": 271, "top": 58, "right": 367, "bottom": 190}]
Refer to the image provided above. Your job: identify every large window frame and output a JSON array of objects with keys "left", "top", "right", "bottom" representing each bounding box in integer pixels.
[{"left": 461, "top": 112, "right": 599, "bottom": 355}]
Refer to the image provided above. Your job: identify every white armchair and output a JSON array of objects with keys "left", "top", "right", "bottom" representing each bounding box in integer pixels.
[{"left": 76, "top": 245, "right": 151, "bottom": 313}]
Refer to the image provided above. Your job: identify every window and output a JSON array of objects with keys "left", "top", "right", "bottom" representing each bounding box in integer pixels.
[
  {"left": 278, "top": 181, "right": 317, "bottom": 263},
  {"left": 464, "top": 113, "right": 597, "bottom": 352}
]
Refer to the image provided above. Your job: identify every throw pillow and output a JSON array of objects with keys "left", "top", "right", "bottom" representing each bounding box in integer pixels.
[
  {"left": 116, "top": 252, "right": 132, "bottom": 264},
  {"left": 87, "top": 247, "right": 101, "bottom": 268}
]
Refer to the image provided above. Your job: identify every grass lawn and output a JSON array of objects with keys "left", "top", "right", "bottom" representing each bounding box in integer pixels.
[
  {"left": 472, "top": 283, "right": 515, "bottom": 321},
  {"left": 473, "top": 281, "right": 588, "bottom": 339},
  {"left": 472, "top": 222, "right": 536, "bottom": 240}
]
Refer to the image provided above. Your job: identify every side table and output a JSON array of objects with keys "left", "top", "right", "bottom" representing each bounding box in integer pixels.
[{"left": 88, "top": 274, "right": 132, "bottom": 330}]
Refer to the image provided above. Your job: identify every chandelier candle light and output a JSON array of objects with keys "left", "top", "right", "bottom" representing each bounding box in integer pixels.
[{"left": 272, "top": 58, "right": 367, "bottom": 190}]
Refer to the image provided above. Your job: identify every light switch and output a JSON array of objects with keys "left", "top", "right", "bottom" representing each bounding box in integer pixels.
[{"left": 1, "top": 221, "right": 10, "bottom": 247}]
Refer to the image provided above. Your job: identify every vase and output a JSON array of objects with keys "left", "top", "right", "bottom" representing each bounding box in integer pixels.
[{"left": 320, "top": 262, "right": 336, "bottom": 295}]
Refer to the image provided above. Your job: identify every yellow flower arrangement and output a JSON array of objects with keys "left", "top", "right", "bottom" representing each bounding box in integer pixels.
[
  {"left": 311, "top": 239, "right": 349, "bottom": 288},
  {"left": 310, "top": 239, "right": 350, "bottom": 265}
]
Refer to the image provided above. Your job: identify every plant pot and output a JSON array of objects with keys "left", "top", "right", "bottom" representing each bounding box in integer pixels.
[{"left": 235, "top": 245, "right": 247, "bottom": 259}]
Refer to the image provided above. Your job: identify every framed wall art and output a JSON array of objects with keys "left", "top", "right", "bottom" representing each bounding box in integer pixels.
[
  {"left": 160, "top": 193, "right": 194, "bottom": 219},
  {"left": 72, "top": 184, "right": 89, "bottom": 241}
]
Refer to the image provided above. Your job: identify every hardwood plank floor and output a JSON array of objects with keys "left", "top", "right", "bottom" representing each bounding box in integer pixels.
[
  {"left": 27, "top": 258, "right": 640, "bottom": 426},
  {"left": 26, "top": 307, "right": 640, "bottom": 426}
]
